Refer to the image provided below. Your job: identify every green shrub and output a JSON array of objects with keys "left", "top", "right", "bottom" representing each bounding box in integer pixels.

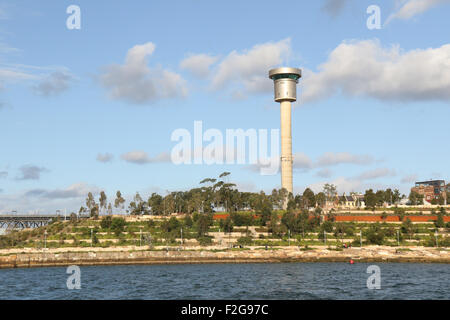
[
  {"left": 100, "top": 216, "right": 112, "bottom": 229},
  {"left": 237, "top": 236, "right": 253, "bottom": 246},
  {"left": 197, "top": 236, "right": 213, "bottom": 246}
]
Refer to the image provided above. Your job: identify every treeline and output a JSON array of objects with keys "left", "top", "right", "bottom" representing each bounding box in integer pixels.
[{"left": 74, "top": 172, "right": 445, "bottom": 219}]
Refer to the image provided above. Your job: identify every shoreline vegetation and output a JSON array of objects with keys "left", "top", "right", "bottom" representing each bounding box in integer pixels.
[{"left": 1, "top": 174, "right": 449, "bottom": 269}]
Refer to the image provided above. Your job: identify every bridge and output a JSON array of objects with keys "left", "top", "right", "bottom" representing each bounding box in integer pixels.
[{"left": 0, "top": 214, "right": 87, "bottom": 230}]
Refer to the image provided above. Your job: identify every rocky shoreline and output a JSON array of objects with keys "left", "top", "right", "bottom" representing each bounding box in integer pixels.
[{"left": 0, "top": 246, "right": 448, "bottom": 269}]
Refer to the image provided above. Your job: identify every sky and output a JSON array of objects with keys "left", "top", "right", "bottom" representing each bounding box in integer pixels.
[{"left": 0, "top": 0, "right": 449, "bottom": 214}]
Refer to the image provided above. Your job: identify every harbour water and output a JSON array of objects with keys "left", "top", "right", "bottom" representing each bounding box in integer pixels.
[{"left": 0, "top": 262, "right": 448, "bottom": 299}]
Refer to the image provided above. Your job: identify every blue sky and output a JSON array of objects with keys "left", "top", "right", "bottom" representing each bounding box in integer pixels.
[{"left": 0, "top": 0, "right": 449, "bottom": 213}]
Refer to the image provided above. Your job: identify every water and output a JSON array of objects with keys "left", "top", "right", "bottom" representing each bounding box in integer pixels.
[{"left": 0, "top": 263, "right": 448, "bottom": 299}]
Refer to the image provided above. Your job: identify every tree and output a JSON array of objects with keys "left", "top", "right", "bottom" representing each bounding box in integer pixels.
[
  {"left": 401, "top": 218, "right": 415, "bottom": 240},
  {"left": 183, "top": 215, "right": 193, "bottom": 228},
  {"left": 148, "top": 193, "right": 164, "bottom": 215},
  {"left": 323, "top": 184, "right": 337, "bottom": 202},
  {"left": 219, "top": 216, "right": 234, "bottom": 233},
  {"left": 409, "top": 191, "right": 424, "bottom": 206},
  {"left": 302, "top": 188, "right": 316, "bottom": 209},
  {"left": 161, "top": 217, "right": 181, "bottom": 234},
  {"left": 100, "top": 216, "right": 112, "bottom": 229},
  {"left": 316, "top": 192, "right": 326, "bottom": 207},
  {"left": 394, "top": 207, "right": 406, "bottom": 222},
  {"left": 375, "top": 190, "right": 385, "bottom": 207},
  {"left": 114, "top": 191, "right": 126, "bottom": 213},
  {"left": 86, "top": 192, "right": 98, "bottom": 218},
  {"left": 435, "top": 212, "right": 445, "bottom": 228},
  {"left": 392, "top": 189, "right": 401, "bottom": 204},
  {"left": 111, "top": 217, "right": 126, "bottom": 236},
  {"left": 364, "top": 189, "right": 377, "bottom": 209},
  {"left": 78, "top": 206, "right": 87, "bottom": 216},
  {"left": 99, "top": 191, "right": 107, "bottom": 215},
  {"left": 334, "top": 223, "right": 346, "bottom": 244},
  {"left": 195, "top": 214, "right": 213, "bottom": 237},
  {"left": 69, "top": 212, "right": 77, "bottom": 223},
  {"left": 321, "top": 221, "right": 334, "bottom": 233},
  {"left": 365, "top": 224, "right": 385, "bottom": 245},
  {"left": 384, "top": 188, "right": 394, "bottom": 205},
  {"left": 107, "top": 203, "right": 113, "bottom": 215}
]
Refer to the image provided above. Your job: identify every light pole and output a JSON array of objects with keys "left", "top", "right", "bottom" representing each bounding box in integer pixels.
[
  {"left": 397, "top": 229, "right": 400, "bottom": 246},
  {"left": 435, "top": 231, "right": 439, "bottom": 247},
  {"left": 44, "top": 230, "right": 48, "bottom": 249},
  {"left": 288, "top": 229, "right": 291, "bottom": 246},
  {"left": 91, "top": 228, "right": 93, "bottom": 247},
  {"left": 360, "top": 230, "right": 362, "bottom": 248},
  {"left": 140, "top": 227, "right": 142, "bottom": 247},
  {"left": 181, "top": 227, "right": 183, "bottom": 246}
]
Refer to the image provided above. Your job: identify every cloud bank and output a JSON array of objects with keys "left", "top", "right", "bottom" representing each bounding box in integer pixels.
[
  {"left": 386, "top": 0, "right": 450, "bottom": 25},
  {"left": 99, "top": 42, "right": 188, "bottom": 104},
  {"left": 302, "top": 39, "right": 450, "bottom": 103},
  {"left": 121, "top": 151, "right": 171, "bottom": 164},
  {"left": 96, "top": 153, "right": 114, "bottom": 163},
  {"left": 16, "top": 165, "right": 48, "bottom": 181}
]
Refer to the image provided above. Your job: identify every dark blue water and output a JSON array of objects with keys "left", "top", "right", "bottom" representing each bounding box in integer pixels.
[{"left": 0, "top": 263, "right": 448, "bottom": 299}]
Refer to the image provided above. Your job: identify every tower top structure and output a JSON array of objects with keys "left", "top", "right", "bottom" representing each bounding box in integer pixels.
[{"left": 269, "top": 67, "right": 302, "bottom": 102}]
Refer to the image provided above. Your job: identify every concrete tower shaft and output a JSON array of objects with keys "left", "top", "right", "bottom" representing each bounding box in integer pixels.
[{"left": 269, "top": 67, "right": 301, "bottom": 196}]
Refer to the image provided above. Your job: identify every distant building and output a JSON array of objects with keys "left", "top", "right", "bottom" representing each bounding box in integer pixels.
[
  {"left": 332, "top": 193, "right": 365, "bottom": 209},
  {"left": 339, "top": 195, "right": 356, "bottom": 208},
  {"left": 411, "top": 180, "right": 447, "bottom": 203}
]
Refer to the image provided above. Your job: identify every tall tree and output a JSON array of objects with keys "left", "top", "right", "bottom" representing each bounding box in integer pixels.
[
  {"left": 323, "top": 184, "right": 337, "bottom": 201},
  {"left": 364, "top": 189, "right": 377, "bottom": 209},
  {"left": 99, "top": 191, "right": 107, "bottom": 215},
  {"left": 86, "top": 192, "right": 98, "bottom": 217},
  {"left": 302, "top": 188, "right": 316, "bottom": 209},
  {"left": 114, "top": 191, "right": 126, "bottom": 213}
]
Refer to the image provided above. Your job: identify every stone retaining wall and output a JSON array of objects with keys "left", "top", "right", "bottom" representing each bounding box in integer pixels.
[{"left": 1, "top": 247, "right": 448, "bottom": 269}]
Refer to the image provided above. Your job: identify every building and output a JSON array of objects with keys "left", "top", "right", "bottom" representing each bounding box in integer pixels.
[
  {"left": 338, "top": 195, "right": 356, "bottom": 208},
  {"left": 411, "top": 180, "right": 447, "bottom": 203}
]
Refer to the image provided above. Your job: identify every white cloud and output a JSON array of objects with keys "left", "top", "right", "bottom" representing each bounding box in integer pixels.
[
  {"left": 293, "top": 152, "right": 314, "bottom": 169},
  {"left": 302, "top": 39, "right": 450, "bottom": 103},
  {"left": 25, "top": 182, "right": 100, "bottom": 199},
  {"left": 16, "top": 165, "right": 48, "bottom": 181},
  {"left": 33, "top": 71, "right": 74, "bottom": 96},
  {"left": 316, "top": 152, "right": 374, "bottom": 167},
  {"left": 322, "top": 0, "right": 350, "bottom": 17},
  {"left": 247, "top": 151, "right": 374, "bottom": 175},
  {"left": 316, "top": 168, "right": 333, "bottom": 178},
  {"left": 211, "top": 38, "right": 291, "bottom": 96},
  {"left": 98, "top": 42, "right": 188, "bottom": 104},
  {"left": 308, "top": 177, "right": 364, "bottom": 194},
  {"left": 121, "top": 150, "right": 171, "bottom": 164},
  {"left": 0, "top": 67, "right": 37, "bottom": 82},
  {"left": 401, "top": 174, "right": 418, "bottom": 183},
  {"left": 386, "top": 0, "right": 450, "bottom": 25},
  {"left": 96, "top": 153, "right": 114, "bottom": 163},
  {"left": 0, "top": 183, "right": 100, "bottom": 214},
  {"left": 180, "top": 54, "right": 218, "bottom": 78},
  {"left": 354, "top": 167, "right": 396, "bottom": 181}
]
